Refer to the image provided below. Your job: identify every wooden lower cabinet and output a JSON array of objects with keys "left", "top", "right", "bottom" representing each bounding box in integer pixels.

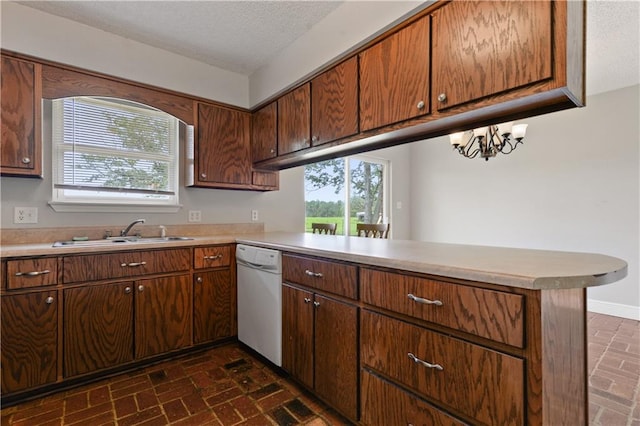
[
  {"left": 136, "top": 274, "right": 192, "bottom": 359},
  {"left": 361, "top": 309, "right": 524, "bottom": 425},
  {"left": 64, "top": 282, "right": 134, "bottom": 377},
  {"left": 193, "top": 269, "right": 234, "bottom": 344},
  {"left": 1, "top": 291, "right": 57, "bottom": 393},
  {"left": 282, "top": 284, "right": 358, "bottom": 421},
  {"left": 361, "top": 371, "right": 466, "bottom": 426}
]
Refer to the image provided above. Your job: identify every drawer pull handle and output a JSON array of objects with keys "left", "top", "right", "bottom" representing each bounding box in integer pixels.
[
  {"left": 304, "top": 269, "right": 323, "bottom": 278},
  {"left": 15, "top": 269, "right": 50, "bottom": 277},
  {"left": 408, "top": 353, "right": 443, "bottom": 371},
  {"left": 121, "top": 261, "right": 147, "bottom": 267},
  {"left": 407, "top": 293, "right": 443, "bottom": 306},
  {"left": 204, "top": 254, "right": 223, "bottom": 260}
]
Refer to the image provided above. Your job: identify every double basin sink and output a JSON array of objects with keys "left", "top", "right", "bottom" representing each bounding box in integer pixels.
[{"left": 52, "top": 236, "right": 193, "bottom": 247}]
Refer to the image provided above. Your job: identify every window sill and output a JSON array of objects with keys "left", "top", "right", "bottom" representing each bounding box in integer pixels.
[{"left": 48, "top": 201, "right": 182, "bottom": 213}]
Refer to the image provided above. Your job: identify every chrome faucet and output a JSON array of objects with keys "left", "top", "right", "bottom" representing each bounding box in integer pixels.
[{"left": 121, "top": 219, "right": 145, "bottom": 237}]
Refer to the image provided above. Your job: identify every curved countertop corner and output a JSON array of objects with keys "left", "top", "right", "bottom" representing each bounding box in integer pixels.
[{"left": 236, "top": 232, "right": 628, "bottom": 290}]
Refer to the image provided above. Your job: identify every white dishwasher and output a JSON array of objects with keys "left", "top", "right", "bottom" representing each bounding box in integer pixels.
[{"left": 236, "top": 244, "right": 282, "bottom": 366}]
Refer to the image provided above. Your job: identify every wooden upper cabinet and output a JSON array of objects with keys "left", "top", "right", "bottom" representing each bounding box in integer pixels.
[
  {"left": 196, "top": 102, "right": 251, "bottom": 186},
  {"left": 251, "top": 101, "right": 277, "bottom": 162},
  {"left": 278, "top": 83, "right": 311, "bottom": 155},
  {"left": 1, "top": 55, "right": 42, "bottom": 177},
  {"left": 432, "top": 1, "right": 553, "bottom": 111},
  {"left": 311, "top": 57, "right": 359, "bottom": 146},
  {"left": 359, "top": 15, "right": 430, "bottom": 132}
]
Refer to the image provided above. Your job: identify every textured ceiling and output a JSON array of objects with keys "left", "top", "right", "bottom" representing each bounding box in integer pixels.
[
  {"left": 15, "top": 0, "right": 640, "bottom": 94},
  {"left": 17, "top": 1, "right": 343, "bottom": 75}
]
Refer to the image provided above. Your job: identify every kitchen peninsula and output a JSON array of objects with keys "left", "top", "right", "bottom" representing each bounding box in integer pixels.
[{"left": 1, "top": 231, "right": 627, "bottom": 424}]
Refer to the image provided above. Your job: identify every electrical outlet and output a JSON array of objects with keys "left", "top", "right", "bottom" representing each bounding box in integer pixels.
[
  {"left": 14, "top": 207, "right": 38, "bottom": 224},
  {"left": 251, "top": 210, "right": 258, "bottom": 221},
  {"left": 188, "top": 210, "right": 202, "bottom": 223}
]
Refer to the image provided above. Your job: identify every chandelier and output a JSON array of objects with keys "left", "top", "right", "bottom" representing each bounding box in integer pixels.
[{"left": 449, "top": 122, "right": 528, "bottom": 161}]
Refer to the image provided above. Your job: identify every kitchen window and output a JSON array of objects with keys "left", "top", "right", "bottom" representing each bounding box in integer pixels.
[
  {"left": 50, "top": 97, "right": 181, "bottom": 212},
  {"left": 305, "top": 156, "right": 389, "bottom": 236}
]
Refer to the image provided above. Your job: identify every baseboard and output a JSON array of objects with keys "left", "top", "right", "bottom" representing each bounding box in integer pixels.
[{"left": 588, "top": 299, "right": 640, "bottom": 321}]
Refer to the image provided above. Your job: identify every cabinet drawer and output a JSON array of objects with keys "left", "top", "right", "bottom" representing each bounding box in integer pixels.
[
  {"left": 361, "top": 268, "right": 524, "bottom": 347},
  {"left": 361, "top": 370, "right": 466, "bottom": 426},
  {"left": 361, "top": 310, "right": 524, "bottom": 426},
  {"left": 63, "top": 248, "right": 190, "bottom": 283},
  {"left": 6, "top": 258, "right": 58, "bottom": 289},
  {"left": 283, "top": 254, "right": 357, "bottom": 299},
  {"left": 194, "top": 245, "right": 231, "bottom": 269}
]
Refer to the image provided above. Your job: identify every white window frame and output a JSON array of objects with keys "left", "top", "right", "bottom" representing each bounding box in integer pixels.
[{"left": 49, "top": 97, "right": 182, "bottom": 213}]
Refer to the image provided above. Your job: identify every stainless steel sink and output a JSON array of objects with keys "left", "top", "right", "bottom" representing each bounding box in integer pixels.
[{"left": 52, "top": 236, "right": 193, "bottom": 247}]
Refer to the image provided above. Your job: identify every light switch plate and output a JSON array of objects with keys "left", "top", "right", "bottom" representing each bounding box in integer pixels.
[{"left": 14, "top": 207, "right": 38, "bottom": 224}]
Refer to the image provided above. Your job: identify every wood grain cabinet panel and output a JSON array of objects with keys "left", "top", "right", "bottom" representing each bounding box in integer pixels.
[
  {"left": 359, "top": 15, "right": 430, "bottom": 131},
  {"left": 63, "top": 248, "right": 190, "bottom": 283},
  {"left": 194, "top": 245, "right": 231, "bottom": 269},
  {"left": 361, "top": 371, "right": 466, "bottom": 426},
  {"left": 135, "top": 274, "right": 192, "bottom": 359},
  {"left": 282, "top": 284, "right": 314, "bottom": 389},
  {"left": 251, "top": 101, "right": 277, "bottom": 162},
  {"left": 432, "top": 1, "right": 553, "bottom": 111},
  {"left": 1, "top": 291, "right": 57, "bottom": 394},
  {"left": 283, "top": 254, "right": 357, "bottom": 299},
  {"left": 193, "top": 269, "right": 234, "bottom": 344},
  {"left": 6, "top": 257, "right": 58, "bottom": 289},
  {"left": 313, "top": 293, "right": 358, "bottom": 421},
  {"left": 361, "top": 310, "right": 524, "bottom": 425},
  {"left": 64, "top": 282, "right": 134, "bottom": 377},
  {"left": 278, "top": 83, "right": 311, "bottom": 155},
  {"left": 1, "top": 55, "right": 42, "bottom": 177},
  {"left": 360, "top": 268, "right": 524, "bottom": 347},
  {"left": 311, "top": 56, "right": 359, "bottom": 146},
  {"left": 196, "top": 102, "right": 251, "bottom": 186}
]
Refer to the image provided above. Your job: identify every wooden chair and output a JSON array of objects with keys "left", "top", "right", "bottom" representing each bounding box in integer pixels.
[
  {"left": 311, "top": 223, "right": 337, "bottom": 235},
  {"left": 356, "top": 223, "right": 389, "bottom": 239}
]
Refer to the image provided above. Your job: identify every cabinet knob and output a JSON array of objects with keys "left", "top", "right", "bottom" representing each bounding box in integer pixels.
[
  {"left": 45, "top": 296, "right": 54, "bottom": 304},
  {"left": 270, "top": 149, "right": 275, "bottom": 154},
  {"left": 311, "top": 135, "right": 319, "bottom": 143},
  {"left": 196, "top": 277, "right": 203, "bottom": 283},
  {"left": 21, "top": 157, "right": 31, "bottom": 164},
  {"left": 138, "top": 285, "right": 145, "bottom": 292},
  {"left": 304, "top": 297, "right": 311, "bottom": 304},
  {"left": 437, "top": 93, "right": 447, "bottom": 102},
  {"left": 416, "top": 100, "right": 425, "bottom": 110},
  {"left": 313, "top": 301, "right": 320, "bottom": 308},
  {"left": 200, "top": 173, "right": 207, "bottom": 178},
  {"left": 124, "top": 287, "right": 132, "bottom": 294}
]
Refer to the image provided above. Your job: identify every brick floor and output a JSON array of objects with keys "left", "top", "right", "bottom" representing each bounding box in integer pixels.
[{"left": 1, "top": 312, "right": 637, "bottom": 425}]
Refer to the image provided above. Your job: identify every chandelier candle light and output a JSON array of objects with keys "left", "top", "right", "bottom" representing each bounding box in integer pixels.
[{"left": 449, "top": 122, "right": 528, "bottom": 161}]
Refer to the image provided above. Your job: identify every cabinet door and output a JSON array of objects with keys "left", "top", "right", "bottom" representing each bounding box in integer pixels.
[
  {"left": 1, "top": 55, "right": 41, "bottom": 176},
  {"left": 251, "top": 101, "right": 277, "bottom": 162},
  {"left": 64, "top": 282, "right": 134, "bottom": 377},
  {"left": 197, "top": 102, "right": 251, "bottom": 185},
  {"left": 193, "top": 270, "right": 234, "bottom": 344},
  {"left": 282, "top": 284, "right": 314, "bottom": 388},
  {"left": 311, "top": 57, "right": 359, "bottom": 146},
  {"left": 1, "top": 291, "right": 57, "bottom": 393},
  {"left": 136, "top": 274, "right": 192, "bottom": 358},
  {"left": 432, "top": 1, "right": 552, "bottom": 111},
  {"left": 278, "top": 83, "right": 310, "bottom": 155},
  {"left": 359, "top": 15, "right": 430, "bottom": 132},
  {"left": 314, "top": 294, "right": 358, "bottom": 420}
]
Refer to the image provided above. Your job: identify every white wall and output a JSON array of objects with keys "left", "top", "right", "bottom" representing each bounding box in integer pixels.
[{"left": 408, "top": 85, "right": 640, "bottom": 320}]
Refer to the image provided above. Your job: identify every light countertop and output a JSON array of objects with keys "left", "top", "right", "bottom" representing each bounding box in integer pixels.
[{"left": 236, "top": 232, "right": 628, "bottom": 290}]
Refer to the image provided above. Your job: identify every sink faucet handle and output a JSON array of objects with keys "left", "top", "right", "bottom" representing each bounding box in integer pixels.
[{"left": 159, "top": 225, "right": 167, "bottom": 238}]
